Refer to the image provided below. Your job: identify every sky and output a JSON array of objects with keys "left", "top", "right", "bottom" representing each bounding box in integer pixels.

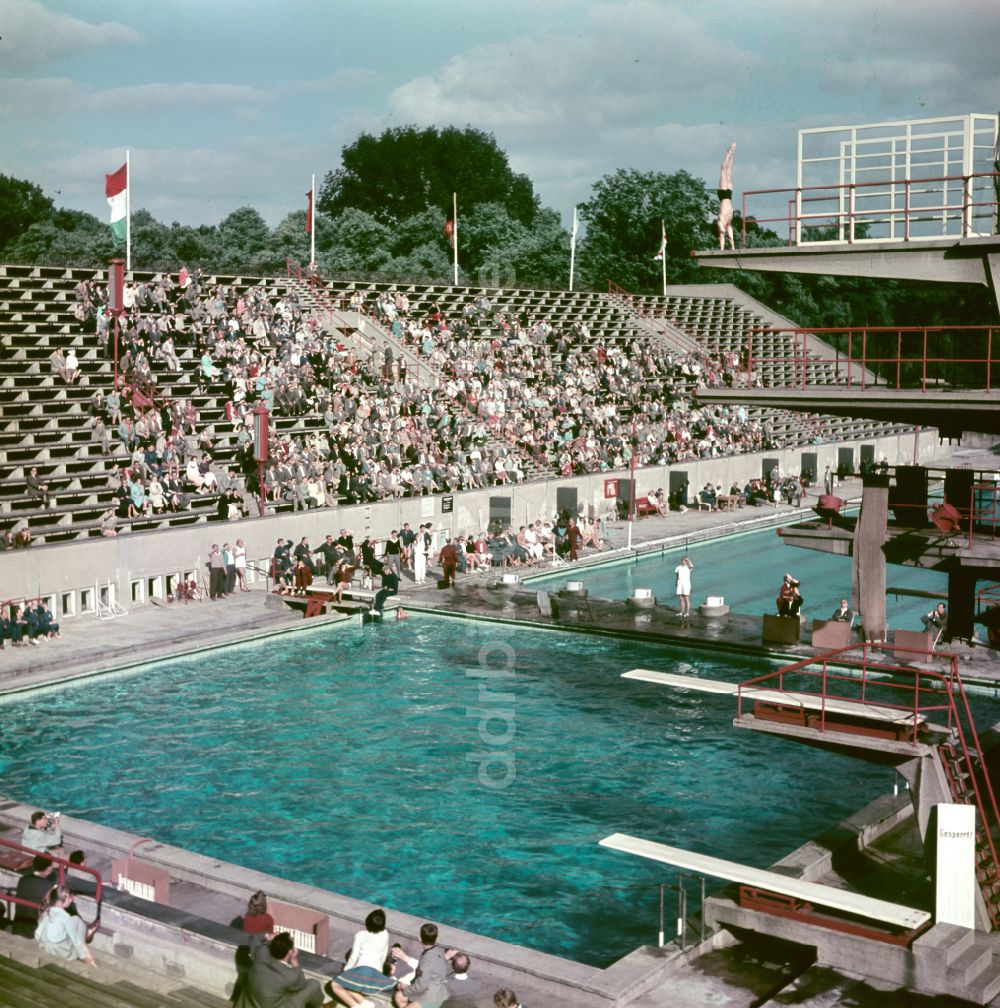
[{"left": 3, "top": 0, "right": 999, "bottom": 233}]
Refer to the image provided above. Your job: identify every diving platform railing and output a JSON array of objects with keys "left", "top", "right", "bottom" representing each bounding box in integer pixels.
[
  {"left": 739, "top": 170, "right": 1000, "bottom": 249},
  {"left": 743, "top": 323, "right": 1000, "bottom": 392}
]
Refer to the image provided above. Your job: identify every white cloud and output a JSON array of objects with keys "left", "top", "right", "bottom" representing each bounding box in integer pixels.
[
  {"left": 0, "top": 0, "right": 139, "bottom": 68},
  {"left": 1, "top": 77, "right": 271, "bottom": 122}
]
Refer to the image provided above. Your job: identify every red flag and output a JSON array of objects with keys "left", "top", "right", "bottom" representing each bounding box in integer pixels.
[
  {"left": 444, "top": 219, "right": 454, "bottom": 245},
  {"left": 305, "top": 190, "right": 313, "bottom": 235}
]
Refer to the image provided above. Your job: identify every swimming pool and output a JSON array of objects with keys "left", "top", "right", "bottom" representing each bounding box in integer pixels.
[
  {"left": 0, "top": 615, "right": 907, "bottom": 967},
  {"left": 532, "top": 523, "right": 946, "bottom": 629}
]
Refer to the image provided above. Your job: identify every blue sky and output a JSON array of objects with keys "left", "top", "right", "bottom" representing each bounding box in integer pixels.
[{"left": 4, "top": 0, "right": 998, "bottom": 231}]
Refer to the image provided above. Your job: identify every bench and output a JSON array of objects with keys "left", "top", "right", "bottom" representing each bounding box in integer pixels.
[{"left": 635, "top": 496, "right": 658, "bottom": 518}]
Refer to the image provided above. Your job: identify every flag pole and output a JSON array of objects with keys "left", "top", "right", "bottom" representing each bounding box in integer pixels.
[
  {"left": 309, "top": 173, "right": 316, "bottom": 270},
  {"left": 452, "top": 191, "right": 458, "bottom": 285},
  {"left": 569, "top": 206, "right": 578, "bottom": 291},
  {"left": 125, "top": 149, "right": 131, "bottom": 273},
  {"left": 661, "top": 218, "right": 666, "bottom": 297}
]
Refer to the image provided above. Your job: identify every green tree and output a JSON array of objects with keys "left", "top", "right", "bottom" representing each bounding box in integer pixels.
[
  {"left": 4, "top": 208, "right": 112, "bottom": 266},
  {"left": 217, "top": 206, "right": 271, "bottom": 268},
  {"left": 167, "top": 223, "right": 222, "bottom": 269},
  {"left": 578, "top": 169, "right": 716, "bottom": 292},
  {"left": 0, "top": 175, "right": 54, "bottom": 253},
  {"left": 319, "top": 208, "right": 394, "bottom": 274},
  {"left": 319, "top": 125, "right": 538, "bottom": 227}
]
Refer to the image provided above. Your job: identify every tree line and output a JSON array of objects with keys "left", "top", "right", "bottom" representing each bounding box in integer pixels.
[{"left": 1, "top": 125, "right": 993, "bottom": 329}]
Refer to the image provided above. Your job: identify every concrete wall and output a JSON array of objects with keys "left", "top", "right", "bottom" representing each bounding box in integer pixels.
[{"left": 0, "top": 431, "right": 951, "bottom": 616}]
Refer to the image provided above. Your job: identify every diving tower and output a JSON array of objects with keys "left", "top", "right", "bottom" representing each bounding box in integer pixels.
[{"left": 694, "top": 113, "right": 1000, "bottom": 308}]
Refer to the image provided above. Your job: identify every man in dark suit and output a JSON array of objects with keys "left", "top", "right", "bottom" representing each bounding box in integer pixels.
[
  {"left": 234, "top": 931, "right": 323, "bottom": 1008},
  {"left": 830, "top": 599, "right": 852, "bottom": 622}
]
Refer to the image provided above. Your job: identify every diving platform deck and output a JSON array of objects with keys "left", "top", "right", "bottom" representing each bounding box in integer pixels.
[{"left": 693, "top": 235, "right": 1000, "bottom": 301}]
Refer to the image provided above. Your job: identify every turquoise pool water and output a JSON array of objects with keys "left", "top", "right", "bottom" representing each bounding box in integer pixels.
[
  {"left": 533, "top": 523, "right": 946, "bottom": 628},
  {"left": 0, "top": 616, "right": 906, "bottom": 968}
]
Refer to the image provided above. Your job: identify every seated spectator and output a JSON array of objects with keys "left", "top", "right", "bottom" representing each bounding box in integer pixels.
[
  {"left": 241, "top": 890, "right": 275, "bottom": 935},
  {"left": 332, "top": 559, "right": 355, "bottom": 603},
  {"left": 444, "top": 951, "right": 483, "bottom": 1008},
  {"left": 62, "top": 349, "right": 81, "bottom": 384},
  {"left": 235, "top": 931, "right": 323, "bottom": 1008},
  {"left": 35, "top": 885, "right": 95, "bottom": 965},
  {"left": 67, "top": 849, "right": 97, "bottom": 898},
  {"left": 493, "top": 990, "right": 523, "bottom": 1008},
  {"left": 3, "top": 529, "right": 15, "bottom": 550},
  {"left": 392, "top": 922, "right": 450, "bottom": 1008},
  {"left": 15, "top": 527, "right": 33, "bottom": 548},
  {"left": 776, "top": 574, "right": 803, "bottom": 617},
  {"left": 325, "top": 908, "right": 394, "bottom": 1005},
  {"left": 36, "top": 600, "right": 60, "bottom": 639},
  {"left": 698, "top": 483, "right": 717, "bottom": 510},
  {"left": 22, "top": 810, "right": 62, "bottom": 853},
  {"left": 26, "top": 467, "right": 50, "bottom": 507},
  {"left": 100, "top": 507, "right": 118, "bottom": 537},
  {"left": 13, "top": 855, "right": 58, "bottom": 937}
]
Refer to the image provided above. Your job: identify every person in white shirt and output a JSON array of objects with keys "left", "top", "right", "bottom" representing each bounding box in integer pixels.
[{"left": 674, "top": 555, "right": 694, "bottom": 617}]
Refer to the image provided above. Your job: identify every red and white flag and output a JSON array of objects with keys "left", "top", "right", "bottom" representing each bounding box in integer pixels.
[
  {"left": 105, "top": 162, "right": 128, "bottom": 244},
  {"left": 653, "top": 221, "right": 667, "bottom": 261},
  {"left": 305, "top": 189, "right": 313, "bottom": 235}
]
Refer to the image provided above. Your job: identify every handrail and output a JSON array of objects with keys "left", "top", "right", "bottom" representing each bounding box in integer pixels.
[
  {"left": 739, "top": 169, "right": 1000, "bottom": 248},
  {"left": 737, "top": 641, "right": 961, "bottom": 747},
  {"left": 742, "top": 323, "right": 1000, "bottom": 393},
  {"left": 0, "top": 836, "right": 103, "bottom": 938}
]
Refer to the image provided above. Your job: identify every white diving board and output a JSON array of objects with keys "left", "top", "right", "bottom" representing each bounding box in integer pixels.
[
  {"left": 623, "top": 669, "right": 925, "bottom": 726},
  {"left": 599, "top": 832, "right": 931, "bottom": 932}
]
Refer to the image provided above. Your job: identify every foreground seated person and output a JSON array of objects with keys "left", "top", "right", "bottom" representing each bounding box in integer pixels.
[
  {"left": 35, "top": 885, "right": 95, "bottom": 966},
  {"left": 235, "top": 931, "right": 324, "bottom": 1008},
  {"left": 14, "top": 855, "right": 59, "bottom": 937},
  {"left": 393, "top": 922, "right": 450, "bottom": 1008},
  {"left": 326, "top": 908, "right": 398, "bottom": 1006}
]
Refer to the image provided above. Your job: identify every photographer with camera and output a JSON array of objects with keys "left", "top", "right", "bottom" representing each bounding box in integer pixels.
[{"left": 22, "top": 809, "right": 63, "bottom": 854}]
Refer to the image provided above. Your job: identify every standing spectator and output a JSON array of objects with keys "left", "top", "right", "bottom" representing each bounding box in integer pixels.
[
  {"left": 234, "top": 538, "right": 250, "bottom": 592},
  {"left": 674, "top": 555, "right": 694, "bottom": 618},
  {"left": 223, "top": 543, "right": 237, "bottom": 594},
  {"left": 437, "top": 538, "right": 458, "bottom": 588},
  {"left": 208, "top": 544, "right": 227, "bottom": 599},
  {"left": 383, "top": 530, "right": 402, "bottom": 575}
]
